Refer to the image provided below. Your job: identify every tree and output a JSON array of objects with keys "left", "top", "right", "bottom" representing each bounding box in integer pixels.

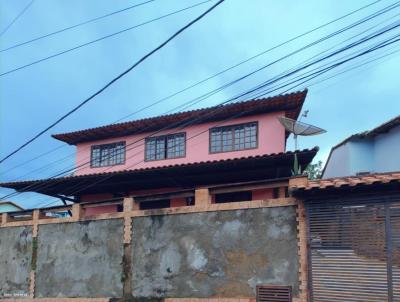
[{"left": 305, "top": 160, "right": 323, "bottom": 180}]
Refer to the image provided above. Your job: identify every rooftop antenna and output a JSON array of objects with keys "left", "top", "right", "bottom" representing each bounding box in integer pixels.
[{"left": 278, "top": 111, "right": 326, "bottom": 150}]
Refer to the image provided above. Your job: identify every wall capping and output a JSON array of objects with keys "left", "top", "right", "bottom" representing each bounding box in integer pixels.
[{"left": 0, "top": 198, "right": 297, "bottom": 228}]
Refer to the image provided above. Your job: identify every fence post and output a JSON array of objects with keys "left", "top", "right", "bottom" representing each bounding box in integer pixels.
[
  {"left": 122, "top": 197, "right": 134, "bottom": 298},
  {"left": 195, "top": 188, "right": 211, "bottom": 208},
  {"left": 72, "top": 203, "right": 84, "bottom": 221},
  {"left": 1, "top": 212, "right": 9, "bottom": 226}
]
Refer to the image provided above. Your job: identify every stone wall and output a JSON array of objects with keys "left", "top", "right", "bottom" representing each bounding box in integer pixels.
[{"left": 131, "top": 207, "right": 298, "bottom": 298}]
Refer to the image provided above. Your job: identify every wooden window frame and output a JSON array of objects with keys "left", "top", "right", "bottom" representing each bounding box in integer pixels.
[
  {"left": 90, "top": 141, "right": 126, "bottom": 168},
  {"left": 144, "top": 132, "right": 186, "bottom": 162},
  {"left": 209, "top": 121, "right": 258, "bottom": 154}
]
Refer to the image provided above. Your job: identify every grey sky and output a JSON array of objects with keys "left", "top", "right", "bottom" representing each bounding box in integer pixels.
[{"left": 1, "top": 0, "right": 399, "bottom": 208}]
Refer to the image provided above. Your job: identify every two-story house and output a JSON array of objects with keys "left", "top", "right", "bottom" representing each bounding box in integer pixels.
[
  {"left": 323, "top": 114, "right": 400, "bottom": 178},
  {"left": 1, "top": 90, "right": 317, "bottom": 214}
]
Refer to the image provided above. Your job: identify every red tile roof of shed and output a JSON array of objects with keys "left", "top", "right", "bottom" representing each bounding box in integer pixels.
[
  {"left": 292, "top": 172, "right": 400, "bottom": 192},
  {"left": 52, "top": 90, "right": 307, "bottom": 145}
]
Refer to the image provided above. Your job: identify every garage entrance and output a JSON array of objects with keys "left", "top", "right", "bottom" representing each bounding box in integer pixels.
[{"left": 307, "top": 196, "right": 400, "bottom": 301}]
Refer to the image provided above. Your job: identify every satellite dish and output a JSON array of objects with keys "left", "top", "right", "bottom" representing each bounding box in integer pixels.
[{"left": 278, "top": 115, "right": 326, "bottom": 150}]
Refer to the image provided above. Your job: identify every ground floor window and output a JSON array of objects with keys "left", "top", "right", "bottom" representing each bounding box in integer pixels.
[
  {"left": 215, "top": 191, "right": 252, "bottom": 203},
  {"left": 139, "top": 199, "right": 171, "bottom": 210}
]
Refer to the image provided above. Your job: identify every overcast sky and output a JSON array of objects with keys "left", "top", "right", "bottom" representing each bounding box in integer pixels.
[{"left": 1, "top": 0, "right": 399, "bottom": 208}]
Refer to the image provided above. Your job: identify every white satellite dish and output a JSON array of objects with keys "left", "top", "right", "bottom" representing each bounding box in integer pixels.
[{"left": 278, "top": 114, "right": 326, "bottom": 150}]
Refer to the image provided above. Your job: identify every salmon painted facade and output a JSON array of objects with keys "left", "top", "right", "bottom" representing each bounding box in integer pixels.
[{"left": 1, "top": 90, "right": 317, "bottom": 214}]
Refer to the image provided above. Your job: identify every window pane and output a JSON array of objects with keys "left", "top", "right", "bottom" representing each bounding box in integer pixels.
[
  {"left": 91, "top": 142, "right": 125, "bottom": 167},
  {"left": 156, "top": 137, "right": 165, "bottom": 160},
  {"left": 210, "top": 122, "right": 257, "bottom": 153},
  {"left": 145, "top": 138, "right": 156, "bottom": 161},
  {"left": 167, "top": 133, "right": 185, "bottom": 158},
  {"left": 146, "top": 133, "right": 186, "bottom": 161}
]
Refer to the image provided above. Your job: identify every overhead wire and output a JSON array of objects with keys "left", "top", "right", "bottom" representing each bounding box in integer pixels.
[
  {"left": 0, "top": 0, "right": 225, "bottom": 165},
  {"left": 0, "top": 0, "right": 214, "bottom": 77},
  {"left": 0, "top": 0, "right": 155, "bottom": 52},
  {"left": 3, "top": 0, "right": 400, "bottom": 203},
  {"left": 31, "top": 29, "right": 400, "bottom": 207},
  {"left": 0, "top": 0, "right": 389, "bottom": 177},
  {"left": 0, "top": 0, "right": 35, "bottom": 37}
]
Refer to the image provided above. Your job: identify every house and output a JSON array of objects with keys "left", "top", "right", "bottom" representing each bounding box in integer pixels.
[
  {"left": 323, "top": 114, "right": 400, "bottom": 178},
  {"left": 0, "top": 201, "right": 23, "bottom": 213},
  {"left": 0, "top": 90, "right": 317, "bottom": 215},
  {"left": 0, "top": 90, "right": 320, "bottom": 301},
  {"left": 1, "top": 91, "right": 399, "bottom": 300}
]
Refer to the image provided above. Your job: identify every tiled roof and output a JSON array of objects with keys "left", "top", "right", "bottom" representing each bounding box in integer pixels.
[
  {"left": 0, "top": 148, "right": 318, "bottom": 196},
  {"left": 52, "top": 90, "right": 307, "bottom": 145},
  {"left": 292, "top": 172, "right": 400, "bottom": 192}
]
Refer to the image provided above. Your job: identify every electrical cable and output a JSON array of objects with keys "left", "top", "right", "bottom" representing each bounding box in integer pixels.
[
  {"left": 0, "top": 0, "right": 389, "bottom": 176},
  {"left": 0, "top": 0, "right": 155, "bottom": 52},
  {"left": 0, "top": 0, "right": 224, "bottom": 164}
]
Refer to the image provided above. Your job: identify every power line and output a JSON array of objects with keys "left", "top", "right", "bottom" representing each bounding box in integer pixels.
[
  {"left": 53, "top": 34, "right": 400, "bottom": 202},
  {"left": 0, "top": 0, "right": 213, "bottom": 77},
  {"left": 0, "top": 0, "right": 155, "bottom": 52},
  {"left": 38, "top": 40, "right": 400, "bottom": 208},
  {"left": 0, "top": 0, "right": 387, "bottom": 177},
  {"left": 0, "top": 0, "right": 35, "bottom": 37},
  {"left": 309, "top": 45, "right": 400, "bottom": 94},
  {"left": 2, "top": 0, "right": 398, "bottom": 202},
  {"left": 1, "top": 0, "right": 397, "bottom": 201},
  {"left": 0, "top": 0, "right": 225, "bottom": 165},
  {"left": 11, "top": 26, "right": 400, "bottom": 204}
]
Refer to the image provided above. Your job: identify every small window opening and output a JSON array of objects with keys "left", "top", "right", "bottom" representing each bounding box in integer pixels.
[
  {"left": 215, "top": 191, "right": 252, "bottom": 203},
  {"left": 140, "top": 199, "right": 171, "bottom": 210}
]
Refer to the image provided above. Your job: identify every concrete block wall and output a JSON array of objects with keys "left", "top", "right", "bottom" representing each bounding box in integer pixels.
[{"left": 0, "top": 196, "right": 306, "bottom": 301}]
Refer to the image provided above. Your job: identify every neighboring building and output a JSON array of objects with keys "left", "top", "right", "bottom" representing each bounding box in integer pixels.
[
  {"left": 0, "top": 90, "right": 317, "bottom": 215},
  {"left": 323, "top": 115, "right": 400, "bottom": 178},
  {"left": 0, "top": 201, "right": 23, "bottom": 213}
]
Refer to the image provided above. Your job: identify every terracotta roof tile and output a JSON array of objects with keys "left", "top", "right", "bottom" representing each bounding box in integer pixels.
[
  {"left": 52, "top": 90, "right": 307, "bottom": 145},
  {"left": 293, "top": 172, "right": 400, "bottom": 193}
]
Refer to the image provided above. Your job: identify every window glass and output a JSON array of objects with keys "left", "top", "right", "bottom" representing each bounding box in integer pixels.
[
  {"left": 145, "top": 133, "right": 186, "bottom": 161},
  {"left": 91, "top": 142, "right": 126, "bottom": 167},
  {"left": 210, "top": 122, "right": 258, "bottom": 153}
]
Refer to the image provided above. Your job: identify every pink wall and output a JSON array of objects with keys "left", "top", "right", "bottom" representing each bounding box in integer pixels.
[
  {"left": 85, "top": 205, "right": 118, "bottom": 216},
  {"left": 75, "top": 112, "right": 286, "bottom": 176},
  {"left": 252, "top": 188, "right": 274, "bottom": 200}
]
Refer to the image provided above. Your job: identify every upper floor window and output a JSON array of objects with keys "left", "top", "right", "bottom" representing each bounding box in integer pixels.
[
  {"left": 210, "top": 122, "right": 258, "bottom": 153},
  {"left": 145, "top": 133, "right": 186, "bottom": 161},
  {"left": 91, "top": 142, "right": 125, "bottom": 167}
]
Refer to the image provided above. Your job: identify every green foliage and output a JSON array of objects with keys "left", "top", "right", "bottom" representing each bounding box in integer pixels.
[
  {"left": 291, "top": 154, "right": 302, "bottom": 176},
  {"left": 305, "top": 160, "right": 323, "bottom": 180}
]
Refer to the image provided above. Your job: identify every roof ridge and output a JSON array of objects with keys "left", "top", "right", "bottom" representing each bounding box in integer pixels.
[{"left": 52, "top": 90, "right": 307, "bottom": 145}]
